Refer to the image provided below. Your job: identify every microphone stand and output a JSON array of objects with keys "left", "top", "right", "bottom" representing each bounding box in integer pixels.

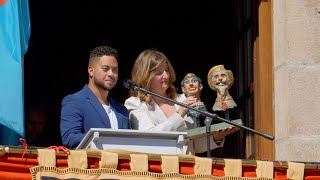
[
  {"left": 124, "top": 80, "right": 275, "bottom": 156},
  {"left": 204, "top": 117, "right": 213, "bottom": 157}
]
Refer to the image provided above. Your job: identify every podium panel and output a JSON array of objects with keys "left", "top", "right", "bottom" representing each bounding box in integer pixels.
[{"left": 76, "top": 128, "right": 188, "bottom": 154}]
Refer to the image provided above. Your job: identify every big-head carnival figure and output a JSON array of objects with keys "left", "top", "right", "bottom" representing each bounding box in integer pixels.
[{"left": 207, "top": 65, "right": 237, "bottom": 120}]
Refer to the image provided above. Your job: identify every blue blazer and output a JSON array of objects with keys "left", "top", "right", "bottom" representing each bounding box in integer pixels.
[{"left": 60, "top": 85, "right": 130, "bottom": 149}]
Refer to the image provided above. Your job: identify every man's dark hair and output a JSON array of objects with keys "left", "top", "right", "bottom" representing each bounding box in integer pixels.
[{"left": 89, "top": 46, "right": 118, "bottom": 65}]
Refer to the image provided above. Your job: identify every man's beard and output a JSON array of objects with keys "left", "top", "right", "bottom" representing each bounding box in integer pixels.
[
  {"left": 94, "top": 78, "right": 115, "bottom": 91},
  {"left": 216, "top": 84, "right": 228, "bottom": 100}
]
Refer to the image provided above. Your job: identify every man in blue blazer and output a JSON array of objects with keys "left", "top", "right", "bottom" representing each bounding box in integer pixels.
[{"left": 60, "top": 46, "right": 130, "bottom": 149}]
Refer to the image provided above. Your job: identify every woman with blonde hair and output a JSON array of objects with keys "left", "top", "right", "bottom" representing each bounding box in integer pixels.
[{"left": 125, "top": 49, "right": 237, "bottom": 155}]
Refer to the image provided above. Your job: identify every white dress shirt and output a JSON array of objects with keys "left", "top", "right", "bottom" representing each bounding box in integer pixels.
[{"left": 102, "top": 104, "right": 118, "bottom": 129}]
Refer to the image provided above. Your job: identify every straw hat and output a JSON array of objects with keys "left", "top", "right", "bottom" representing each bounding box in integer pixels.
[{"left": 207, "top": 65, "right": 234, "bottom": 91}]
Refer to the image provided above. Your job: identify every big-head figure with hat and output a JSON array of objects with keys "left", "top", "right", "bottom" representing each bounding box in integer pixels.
[{"left": 207, "top": 65, "right": 237, "bottom": 113}]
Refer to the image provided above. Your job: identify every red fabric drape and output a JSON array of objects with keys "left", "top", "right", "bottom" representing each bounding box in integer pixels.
[{"left": 1, "top": 153, "right": 320, "bottom": 180}]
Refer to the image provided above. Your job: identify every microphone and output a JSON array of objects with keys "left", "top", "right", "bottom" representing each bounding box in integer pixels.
[
  {"left": 123, "top": 79, "right": 139, "bottom": 91},
  {"left": 122, "top": 78, "right": 274, "bottom": 142}
]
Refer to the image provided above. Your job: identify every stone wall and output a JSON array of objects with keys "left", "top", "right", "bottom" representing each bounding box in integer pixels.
[{"left": 273, "top": 0, "right": 320, "bottom": 161}]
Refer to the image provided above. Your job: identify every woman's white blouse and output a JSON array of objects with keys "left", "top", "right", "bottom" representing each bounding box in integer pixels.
[{"left": 124, "top": 94, "right": 224, "bottom": 155}]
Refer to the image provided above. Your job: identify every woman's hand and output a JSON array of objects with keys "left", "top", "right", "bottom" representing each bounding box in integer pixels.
[
  {"left": 176, "top": 96, "right": 198, "bottom": 117},
  {"left": 213, "top": 127, "right": 240, "bottom": 141}
]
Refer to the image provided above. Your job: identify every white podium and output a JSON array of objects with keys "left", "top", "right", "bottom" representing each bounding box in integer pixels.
[{"left": 76, "top": 128, "right": 188, "bottom": 155}]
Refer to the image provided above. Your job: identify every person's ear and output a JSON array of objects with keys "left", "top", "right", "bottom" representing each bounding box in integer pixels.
[
  {"left": 88, "top": 66, "right": 94, "bottom": 78},
  {"left": 182, "top": 86, "right": 186, "bottom": 94},
  {"left": 200, "top": 84, "right": 203, "bottom": 91}
]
